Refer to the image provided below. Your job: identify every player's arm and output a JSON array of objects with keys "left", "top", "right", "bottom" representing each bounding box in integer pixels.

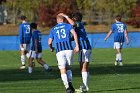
[
  {"left": 70, "top": 29, "right": 79, "bottom": 53},
  {"left": 19, "top": 25, "right": 23, "bottom": 48},
  {"left": 48, "top": 38, "right": 54, "bottom": 52},
  {"left": 124, "top": 30, "right": 129, "bottom": 45},
  {"left": 59, "top": 13, "right": 75, "bottom": 26},
  {"left": 35, "top": 39, "right": 38, "bottom": 54},
  {"left": 104, "top": 30, "right": 113, "bottom": 41}
]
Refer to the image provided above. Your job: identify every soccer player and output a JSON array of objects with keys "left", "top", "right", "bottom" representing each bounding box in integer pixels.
[
  {"left": 48, "top": 14, "right": 79, "bottom": 93},
  {"left": 19, "top": 15, "right": 32, "bottom": 69},
  {"left": 28, "top": 23, "right": 51, "bottom": 73},
  {"left": 60, "top": 13, "right": 92, "bottom": 92},
  {"left": 104, "top": 15, "right": 129, "bottom": 66}
]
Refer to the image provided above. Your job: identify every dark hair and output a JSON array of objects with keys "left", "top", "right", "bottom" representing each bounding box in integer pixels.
[
  {"left": 21, "top": 15, "right": 26, "bottom": 20},
  {"left": 115, "top": 15, "right": 122, "bottom": 21},
  {"left": 30, "top": 23, "right": 37, "bottom": 29},
  {"left": 72, "top": 12, "right": 83, "bottom": 22}
]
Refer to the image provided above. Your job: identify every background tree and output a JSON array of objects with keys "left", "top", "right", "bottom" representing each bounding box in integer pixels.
[{"left": 38, "top": 0, "right": 79, "bottom": 27}]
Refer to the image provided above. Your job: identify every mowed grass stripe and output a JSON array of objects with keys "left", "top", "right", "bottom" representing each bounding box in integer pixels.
[{"left": 0, "top": 48, "right": 140, "bottom": 93}]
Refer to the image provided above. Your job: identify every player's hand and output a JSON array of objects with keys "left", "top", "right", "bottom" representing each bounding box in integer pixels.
[
  {"left": 74, "top": 46, "right": 79, "bottom": 53},
  {"left": 50, "top": 47, "right": 54, "bottom": 52},
  {"left": 20, "top": 44, "right": 23, "bottom": 48},
  {"left": 126, "top": 40, "right": 129, "bottom": 45},
  {"left": 58, "top": 13, "right": 68, "bottom": 18},
  {"left": 104, "top": 38, "right": 107, "bottom": 41}
]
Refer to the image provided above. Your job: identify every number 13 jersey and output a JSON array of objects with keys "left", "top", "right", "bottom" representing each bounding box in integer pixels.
[{"left": 49, "top": 22, "right": 74, "bottom": 53}]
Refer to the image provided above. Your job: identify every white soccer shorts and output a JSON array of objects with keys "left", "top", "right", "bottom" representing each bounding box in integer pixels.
[
  {"left": 78, "top": 49, "right": 92, "bottom": 62},
  {"left": 56, "top": 50, "right": 73, "bottom": 69},
  {"left": 20, "top": 44, "right": 30, "bottom": 51},
  {"left": 28, "top": 50, "right": 42, "bottom": 59},
  {"left": 114, "top": 42, "right": 123, "bottom": 49}
]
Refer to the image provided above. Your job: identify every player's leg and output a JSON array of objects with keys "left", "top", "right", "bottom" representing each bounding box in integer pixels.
[
  {"left": 114, "top": 42, "right": 123, "bottom": 66},
  {"left": 28, "top": 57, "right": 34, "bottom": 73},
  {"left": 65, "top": 50, "right": 75, "bottom": 92},
  {"left": 56, "top": 51, "right": 73, "bottom": 93},
  {"left": 36, "top": 53, "right": 51, "bottom": 71},
  {"left": 76, "top": 49, "right": 91, "bottom": 92},
  {"left": 28, "top": 50, "right": 35, "bottom": 73},
  {"left": 20, "top": 44, "right": 26, "bottom": 69},
  {"left": 26, "top": 44, "right": 35, "bottom": 67}
]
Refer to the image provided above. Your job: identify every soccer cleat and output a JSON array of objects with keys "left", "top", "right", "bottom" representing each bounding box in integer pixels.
[
  {"left": 115, "top": 61, "right": 118, "bottom": 66},
  {"left": 69, "top": 82, "right": 75, "bottom": 92},
  {"left": 119, "top": 62, "right": 123, "bottom": 66},
  {"left": 19, "top": 65, "right": 26, "bottom": 69},
  {"left": 66, "top": 87, "right": 73, "bottom": 93},
  {"left": 75, "top": 86, "right": 89, "bottom": 93}
]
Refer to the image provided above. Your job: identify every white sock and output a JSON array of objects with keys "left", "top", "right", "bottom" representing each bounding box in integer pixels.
[
  {"left": 28, "top": 67, "right": 32, "bottom": 73},
  {"left": 26, "top": 53, "right": 29, "bottom": 58},
  {"left": 21, "top": 55, "right": 25, "bottom": 65},
  {"left": 66, "top": 70, "right": 72, "bottom": 82},
  {"left": 61, "top": 74, "right": 69, "bottom": 89},
  {"left": 116, "top": 53, "right": 119, "bottom": 61},
  {"left": 43, "top": 64, "right": 49, "bottom": 70},
  {"left": 118, "top": 53, "right": 122, "bottom": 61},
  {"left": 82, "top": 72, "right": 88, "bottom": 87}
]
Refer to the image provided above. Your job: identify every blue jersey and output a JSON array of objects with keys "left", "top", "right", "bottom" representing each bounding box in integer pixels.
[
  {"left": 111, "top": 22, "right": 127, "bottom": 42},
  {"left": 19, "top": 22, "right": 32, "bottom": 44},
  {"left": 31, "top": 30, "right": 42, "bottom": 52},
  {"left": 49, "top": 22, "right": 73, "bottom": 53},
  {"left": 75, "top": 22, "right": 91, "bottom": 50}
]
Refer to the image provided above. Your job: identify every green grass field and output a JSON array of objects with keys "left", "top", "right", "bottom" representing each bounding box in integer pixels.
[{"left": 0, "top": 48, "right": 140, "bottom": 93}]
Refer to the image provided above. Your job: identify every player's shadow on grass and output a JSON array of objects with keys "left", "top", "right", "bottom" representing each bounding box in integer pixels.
[
  {"left": 72, "top": 64, "right": 140, "bottom": 77},
  {"left": 0, "top": 66, "right": 60, "bottom": 82},
  {"left": 0, "top": 64, "right": 140, "bottom": 82}
]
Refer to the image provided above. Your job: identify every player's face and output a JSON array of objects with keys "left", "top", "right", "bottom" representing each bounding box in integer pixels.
[{"left": 72, "top": 17, "right": 77, "bottom": 22}]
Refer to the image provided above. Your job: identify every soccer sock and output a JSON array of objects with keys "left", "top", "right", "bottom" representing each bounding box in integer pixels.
[
  {"left": 116, "top": 53, "right": 119, "bottom": 62},
  {"left": 61, "top": 74, "right": 69, "bottom": 89},
  {"left": 82, "top": 72, "right": 88, "bottom": 87},
  {"left": 28, "top": 67, "right": 32, "bottom": 73},
  {"left": 26, "top": 53, "right": 29, "bottom": 58},
  {"left": 21, "top": 55, "right": 25, "bottom": 65},
  {"left": 66, "top": 70, "right": 72, "bottom": 82},
  {"left": 118, "top": 53, "right": 122, "bottom": 62},
  {"left": 43, "top": 64, "right": 49, "bottom": 70}
]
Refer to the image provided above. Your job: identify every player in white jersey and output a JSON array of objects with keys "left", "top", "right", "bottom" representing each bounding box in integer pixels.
[{"left": 104, "top": 15, "right": 129, "bottom": 66}]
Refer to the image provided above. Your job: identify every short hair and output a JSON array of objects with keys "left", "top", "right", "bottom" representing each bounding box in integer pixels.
[
  {"left": 30, "top": 23, "right": 37, "bottom": 29},
  {"left": 72, "top": 12, "right": 83, "bottom": 22},
  {"left": 56, "top": 15, "right": 65, "bottom": 20},
  {"left": 115, "top": 15, "right": 122, "bottom": 21},
  {"left": 21, "top": 15, "right": 26, "bottom": 20}
]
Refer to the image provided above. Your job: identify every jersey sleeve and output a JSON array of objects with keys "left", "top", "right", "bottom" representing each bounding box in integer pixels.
[
  {"left": 49, "top": 29, "right": 54, "bottom": 39},
  {"left": 111, "top": 24, "right": 115, "bottom": 32},
  {"left": 68, "top": 24, "right": 74, "bottom": 32},
  {"left": 124, "top": 24, "right": 127, "bottom": 30},
  {"left": 33, "top": 32, "right": 38, "bottom": 40},
  {"left": 19, "top": 25, "right": 23, "bottom": 44}
]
